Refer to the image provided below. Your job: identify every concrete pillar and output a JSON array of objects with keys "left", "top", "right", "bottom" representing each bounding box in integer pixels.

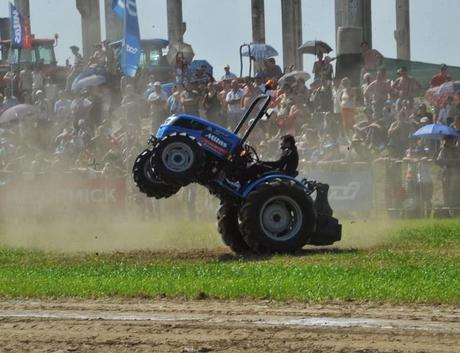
[
  {"left": 251, "top": 0, "right": 265, "bottom": 44},
  {"left": 167, "top": 0, "right": 185, "bottom": 44},
  {"left": 395, "top": 0, "right": 410, "bottom": 60},
  {"left": 335, "top": 0, "right": 371, "bottom": 47},
  {"left": 281, "top": 0, "right": 302, "bottom": 71},
  {"left": 104, "top": 0, "right": 123, "bottom": 42},
  {"left": 76, "top": 0, "right": 101, "bottom": 60}
]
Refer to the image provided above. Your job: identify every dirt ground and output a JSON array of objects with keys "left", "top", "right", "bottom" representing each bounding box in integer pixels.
[{"left": 0, "top": 299, "right": 458, "bottom": 353}]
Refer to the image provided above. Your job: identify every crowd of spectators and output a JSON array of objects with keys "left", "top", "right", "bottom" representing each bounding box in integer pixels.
[{"left": 1, "top": 40, "right": 459, "bottom": 215}]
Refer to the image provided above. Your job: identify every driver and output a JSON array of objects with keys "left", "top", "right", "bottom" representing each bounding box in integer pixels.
[{"left": 245, "top": 134, "right": 299, "bottom": 180}]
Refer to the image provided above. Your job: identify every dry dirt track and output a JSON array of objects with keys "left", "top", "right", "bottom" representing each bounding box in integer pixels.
[{"left": 0, "top": 299, "right": 458, "bottom": 353}]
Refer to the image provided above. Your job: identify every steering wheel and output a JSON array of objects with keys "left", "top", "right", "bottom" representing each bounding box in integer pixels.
[{"left": 244, "top": 144, "right": 260, "bottom": 163}]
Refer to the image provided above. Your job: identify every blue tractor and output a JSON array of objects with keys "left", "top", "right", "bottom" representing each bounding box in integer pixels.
[{"left": 132, "top": 94, "right": 341, "bottom": 254}]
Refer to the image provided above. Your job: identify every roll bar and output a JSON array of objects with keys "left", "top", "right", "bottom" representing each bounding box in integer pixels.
[{"left": 233, "top": 94, "right": 271, "bottom": 147}]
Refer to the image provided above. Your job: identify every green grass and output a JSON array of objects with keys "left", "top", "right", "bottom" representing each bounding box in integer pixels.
[{"left": 0, "top": 219, "right": 459, "bottom": 303}]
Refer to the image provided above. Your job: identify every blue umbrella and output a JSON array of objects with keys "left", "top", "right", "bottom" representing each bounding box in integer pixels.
[
  {"left": 412, "top": 123, "right": 460, "bottom": 140},
  {"left": 241, "top": 44, "right": 278, "bottom": 60}
]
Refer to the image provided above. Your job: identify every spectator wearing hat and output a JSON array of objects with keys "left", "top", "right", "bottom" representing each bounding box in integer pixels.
[
  {"left": 66, "top": 46, "right": 84, "bottom": 92},
  {"left": 221, "top": 65, "right": 237, "bottom": 81},
  {"left": 431, "top": 64, "right": 451, "bottom": 88}
]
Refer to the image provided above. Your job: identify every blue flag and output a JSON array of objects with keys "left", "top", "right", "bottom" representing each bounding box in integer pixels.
[
  {"left": 113, "top": 0, "right": 141, "bottom": 77},
  {"left": 9, "top": 2, "right": 23, "bottom": 49}
]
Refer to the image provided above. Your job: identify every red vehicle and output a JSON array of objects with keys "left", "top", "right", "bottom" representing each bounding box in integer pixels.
[{"left": 0, "top": 36, "right": 69, "bottom": 91}]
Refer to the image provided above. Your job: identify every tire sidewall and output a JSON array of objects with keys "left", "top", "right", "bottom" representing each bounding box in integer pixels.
[
  {"left": 239, "top": 181, "right": 316, "bottom": 253},
  {"left": 153, "top": 134, "right": 204, "bottom": 186}
]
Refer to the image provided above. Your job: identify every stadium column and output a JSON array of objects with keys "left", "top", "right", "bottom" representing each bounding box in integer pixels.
[
  {"left": 167, "top": 0, "right": 185, "bottom": 44},
  {"left": 104, "top": 0, "right": 123, "bottom": 42},
  {"left": 394, "top": 0, "right": 410, "bottom": 60},
  {"left": 281, "top": 0, "right": 303, "bottom": 71},
  {"left": 335, "top": 0, "right": 371, "bottom": 46},
  {"left": 335, "top": 0, "right": 371, "bottom": 85},
  {"left": 251, "top": 0, "right": 265, "bottom": 44},
  {"left": 76, "top": 0, "right": 102, "bottom": 60}
]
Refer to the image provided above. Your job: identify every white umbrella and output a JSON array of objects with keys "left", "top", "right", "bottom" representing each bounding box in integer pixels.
[
  {"left": 0, "top": 104, "right": 39, "bottom": 126},
  {"left": 278, "top": 71, "right": 311, "bottom": 86}
]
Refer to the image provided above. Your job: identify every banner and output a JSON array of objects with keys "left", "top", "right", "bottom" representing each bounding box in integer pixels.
[
  {"left": 8, "top": 2, "right": 31, "bottom": 49},
  {"left": 113, "top": 0, "right": 141, "bottom": 77},
  {"left": 307, "top": 168, "right": 374, "bottom": 211},
  {"left": 9, "top": 2, "right": 22, "bottom": 49}
]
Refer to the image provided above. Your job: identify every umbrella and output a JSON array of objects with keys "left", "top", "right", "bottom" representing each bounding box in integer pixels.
[
  {"left": 189, "top": 59, "right": 213, "bottom": 79},
  {"left": 298, "top": 40, "right": 333, "bottom": 55},
  {"left": 278, "top": 71, "right": 311, "bottom": 86},
  {"left": 411, "top": 123, "right": 460, "bottom": 140},
  {"left": 0, "top": 104, "right": 39, "bottom": 126},
  {"left": 241, "top": 44, "right": 279, "bottom": 60},
  {"left": 167, "top": 42, "right": 195, "bottom": 65},
  {"left": 435, "top": 80, "right": 460, "bottom": 97},
  {"left": 71, "top": 68, "right": 107, "bottom": 93}
]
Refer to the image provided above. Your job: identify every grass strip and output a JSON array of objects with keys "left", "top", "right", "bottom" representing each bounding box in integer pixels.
[{"left": 0, "top": 219, "right": 459, "bottom": 304}]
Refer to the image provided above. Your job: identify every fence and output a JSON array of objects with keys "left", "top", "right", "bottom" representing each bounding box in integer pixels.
[{"left": 0, "top": 159, "right": 454, "bottom": 221}]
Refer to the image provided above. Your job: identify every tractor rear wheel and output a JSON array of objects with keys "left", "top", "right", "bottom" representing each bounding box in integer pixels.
[
  {"left": 132, "top": 149, "right": 180, "bottom": 199},
  {"left": 238, "top": 180, "right": 316, "bottom": 254},
  {"left": 217, "top": 202, "right": 251, "bottom": 254},
  {"left": 152, "top": 134, "right": 205, "bottom": 186}
]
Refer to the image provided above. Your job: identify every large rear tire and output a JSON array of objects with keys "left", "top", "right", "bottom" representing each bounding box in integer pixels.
[
  {"left": 152, "top": 134, "right": 205, "bottom": 186},
  {"left": 217, "top": 202, "right": 251, "bottom": 254},
  {"left": 132, "top": 149, "right": 180, "bottom": 199},
  {"left": 238, "top": 180, "right": 316, "bottom": 254}
]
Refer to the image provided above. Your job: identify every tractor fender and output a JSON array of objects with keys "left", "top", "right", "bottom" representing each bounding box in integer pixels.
[{"left": 241, "top": 174, "right": 305, "bottom": 199}]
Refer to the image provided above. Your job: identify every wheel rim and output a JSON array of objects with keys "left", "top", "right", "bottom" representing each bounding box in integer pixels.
[
  {"left": 259, "top": 195, "right": 303, "bottom": 241},
  {"left": 161, "top": 141, "right": 195, "bottom": 173}
]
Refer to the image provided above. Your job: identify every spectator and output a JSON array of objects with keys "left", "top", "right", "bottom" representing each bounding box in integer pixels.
[
  {"left": 262, "top": 58, "right": 283, "bottom": 81},
  {"left": 338, "top": 77, "right": 356, "bottom": 141},
  {"left": 437, "top": 96, "right": 456, "bottom": 126},
  {"left": 411, "top": 103, "right": 434, "bottom": 125},
  {"left": 387, "top": 109, "right": 413, "bottom": 158},
  {"left": 167, "top": 84, "right": 184, "bottom": 115},
  {"left": 65, "top": 46, "right": 84, "bottom": 92},
  {"left": 202, "top": 82, "right": 222, "bottom": 123},
  {"left": 311, "top": 75, "right": 333, "bottom": 113},
  {"left": 431, "top": 64, "right": 451, "bottom": 88},
  {"left": 436, "top": 136, "right": 460, "bottom": 211},
  {"left": 181, "top": 81, "right": 200, "bottom": 116},
  {"left": 88, "top": 43, "right": 107, "bottom": 68},
  {"left": 19, "top": 64, "right": 33, "bottom": 100},
  {"left": 32, "top": 65, "right": 45, "bottom": 94},
  {"left": 312, "top": 52, "right": 325, "bottom": 81},
  {"left": 450, "top": 115, "right": 460, "bottom": 132},
  {"left": 363, "top": 67, "right": 392, "bottom": 120},
  {"left": 392, "top": 66, "right": 422, "bottom": 109},
  {"left": 360, "top": 41, "right": 383, "bottom": 81},
  {"left": 322, "top": 56, "right": 334, "bottom": 81},
  {"left": 221, "top": 64, "right": 237, "bottom": 81},
  {"left": 54, "top": 90, "right": 72, "bottom": 121},
  {"left": 225, "top": 79, "right": 244, "bottom": 126},
  {"left": 147, "top": 82, "right": 168, "bottom": 130}
]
